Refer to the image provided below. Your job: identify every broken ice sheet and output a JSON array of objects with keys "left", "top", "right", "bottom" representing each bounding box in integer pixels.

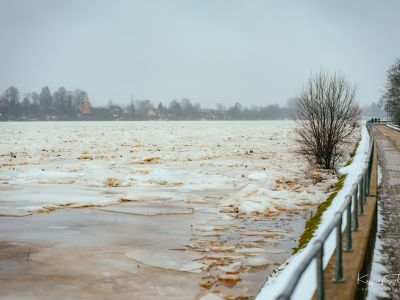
[
  {"left": 103, "top": 177, "right": 133, "bottom": 187},
  {"left": 0, "top": 207, "right": 31, "bottom": 217},
  {"left": 217, "top": 261, "right": 242, "bottom": 273},
  {"left": 125, "top": 248, "right": 205, "bottom": 273},
  {"left": 98, "top": 202, "right": 194, "bottom": 216},
  {"left": 245, "top": 256, "right": 270, "bottom": 267}
]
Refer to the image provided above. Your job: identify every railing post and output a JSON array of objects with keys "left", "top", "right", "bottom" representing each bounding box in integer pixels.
[
  {"left": 352, "top": 184, "right": 358, "bottom": 231},
  {"left": 333, "top": 212, "right": 344, "bottom": 282},
  {"left": 358, "top": 176, "right": 364, "bottom": 215},
  {"left": 368, "top": 138, "right": 375, "bottom": 191},
  {"left": 368, "top": 140, "right": 374, "bottom": 195},
  {"left": 369, "top": 155, "right": 373, "bottom": 191},
  {"left": 367, "top": 147, "right": 373, "bottom": 195},
  {"left": 315, "top": 241, "right": 325, "bottom": 300},
  {"left": 345, "top": 195, "right": 352, "bottom": 252},
  {"left": 363, "top": 170, "right": 368, "bottom": 202}
]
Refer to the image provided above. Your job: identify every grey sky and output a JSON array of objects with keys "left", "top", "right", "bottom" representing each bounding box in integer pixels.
[{"left": 0, "top": 0, "right": 399, "bottom": 107}]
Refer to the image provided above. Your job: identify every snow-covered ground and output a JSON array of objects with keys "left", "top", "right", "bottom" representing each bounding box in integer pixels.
[
  {"left": 256, "top": 124, "right": 369, "bottom": 300},
  {"left": 366, "top": 164, "right": 390, "bottom": 299}
]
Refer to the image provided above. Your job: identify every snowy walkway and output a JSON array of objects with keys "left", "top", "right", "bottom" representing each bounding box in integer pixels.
[{"left": 373, "top": 124, "right": 400, "bottom": 298}]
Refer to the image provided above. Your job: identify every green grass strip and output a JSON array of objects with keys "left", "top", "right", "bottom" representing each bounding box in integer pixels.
[
  {"left": 349, "top": 141, "right": 359, "bottom": 158},
  {"left": 292, "top": 138, "right": 361, "bottom": 254},
  {"left": 292, "top": 174, "right": 347, "bottom": 254},
  {"left": 344, "top": 158, "right": 353, "bottom": 167},
  {"left": 344, "top": 139, "right": 360, "bottom": 167}
]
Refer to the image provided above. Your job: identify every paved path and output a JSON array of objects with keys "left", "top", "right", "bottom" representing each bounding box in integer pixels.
[{"left": 373, "top": 124, "right": 400, "bottom": 299}]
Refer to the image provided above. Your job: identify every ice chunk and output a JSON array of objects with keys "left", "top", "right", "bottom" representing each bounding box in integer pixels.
[
  {"left": 0, "top": 207, "right": 31, "bottom": 217},
  {"left": 148, "top": 178, "right": 184, "bottom": 186},
  {"left": 125, "top": 249, "right": 204, "bottom": 273},
  {"left": 21, "top": 204, "right": 58, "bottom": 213},
  {"left": 179, "top": 262, "right": 205, "bottom": 273},
  {"left": 103, "top": 177, "right": 132, "bottom": 187},
  {"left": 217, "top": 261, "right": 242, "bottom": 273},
  {"left": 243, "top": 255, "right": 271, "bottom": 267},
  {"left": 217, "top": 273, "right": 241, "bottom": 283},
  {"left": 199, "top": 294, "right": 224, "bottom": 300},
  {"left": 139, "top": 156, "right": 160, "bottom": 164},
  {"left": 236, "top": 247, "right": 266, "bottom": 254},
  {"left": 245, "top": 256, "right": 270, "bottom": 267},
  {"left": 222, "top": 183, "right": 322, "bottom": 215},
  {"left": 99, "top": 204, "right": 194, "bottom": 216},
  {"left": 130, "top": 169, "right": 151, "bottom": 175},
  {"left": 248, "top": 172, "right": 269, "bottom": 180}
]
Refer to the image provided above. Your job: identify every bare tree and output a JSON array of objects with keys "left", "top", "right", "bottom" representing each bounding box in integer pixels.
[
  {"left": 295, "top": 71, "right": 360, "bottom": 169},
  {"left": 381, "top": 58, "right": 400, "bottom": 124}
]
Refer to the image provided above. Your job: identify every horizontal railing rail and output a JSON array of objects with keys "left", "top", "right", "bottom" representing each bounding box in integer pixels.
[
  {"left": 276, "top": 123, "right": 375, "bottom": 300},
  {"left": 386, "top": 122, "right": 400, "bottom": 132}
]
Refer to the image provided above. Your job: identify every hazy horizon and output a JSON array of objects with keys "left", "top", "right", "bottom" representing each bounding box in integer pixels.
[{"left": 1, "top": 0, "right": 399, "bottom": 107}]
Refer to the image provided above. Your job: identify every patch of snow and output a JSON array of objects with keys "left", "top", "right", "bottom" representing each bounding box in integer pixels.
[
  {"left": 366, "top": 163, "right": 390, "bottom": 300},
  {"left": 377, "top": 164, "right": 382, "bottom": 186}
]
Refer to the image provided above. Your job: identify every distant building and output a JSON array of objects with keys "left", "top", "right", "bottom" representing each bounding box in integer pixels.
[
  {"left": 79, "top": 103, "right": 92, "bottom": 115},
  {"left": 110, "top": 105, "right": 123, "bottom": 119}
]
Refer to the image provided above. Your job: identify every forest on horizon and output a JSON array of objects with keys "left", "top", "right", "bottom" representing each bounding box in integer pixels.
[{"left": 0, "top": 86, "right": 385, "bottom": 121}]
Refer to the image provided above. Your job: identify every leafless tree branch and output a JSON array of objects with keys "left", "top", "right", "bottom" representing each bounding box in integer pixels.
[{"left": 295, "top": 71, "right": 360, "bottom": 169}]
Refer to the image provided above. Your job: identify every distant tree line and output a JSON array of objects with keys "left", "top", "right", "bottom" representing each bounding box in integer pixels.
[
  {"left": 0, "top": 86, "right": 90, "bottom": 121},
  {"left": 0, "top": 86, "right": 383, "bottom": 121},
  {"left": 0, "top": 86, "right": 296, "bottom": 121}
]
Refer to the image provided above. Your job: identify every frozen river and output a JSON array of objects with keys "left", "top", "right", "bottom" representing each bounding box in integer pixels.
[{"left": 0, "top": 121, "right": 337, "bottom": 299}]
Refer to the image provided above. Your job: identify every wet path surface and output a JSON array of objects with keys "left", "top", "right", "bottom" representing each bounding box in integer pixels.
[{"left": 373, "top": 125, "right": 400, "bottom": 298}]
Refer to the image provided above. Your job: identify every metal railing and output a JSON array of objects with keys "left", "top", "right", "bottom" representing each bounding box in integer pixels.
[
  {"left": 276, "top": 126, "right": 375, "bottom": 300},
  {"left": 386, "top": 122, "right": 400, "bottom": 132}
]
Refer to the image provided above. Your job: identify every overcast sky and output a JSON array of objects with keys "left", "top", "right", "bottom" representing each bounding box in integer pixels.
[{"left": 0, "top": 0, "right": 399, "bottom": 107}]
